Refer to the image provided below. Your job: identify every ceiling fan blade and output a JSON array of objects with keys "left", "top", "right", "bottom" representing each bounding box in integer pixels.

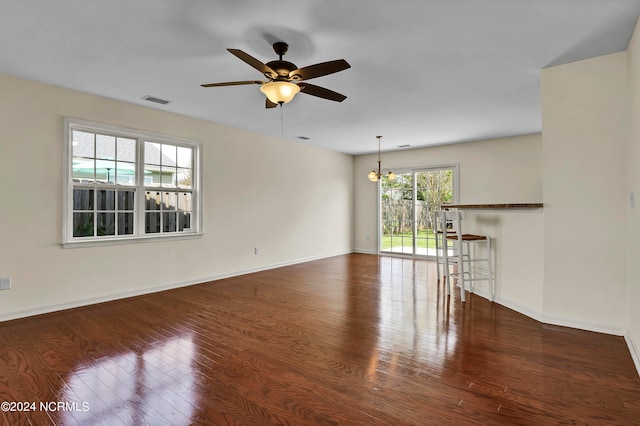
[
  {"left": 227, "top": 48, "right": 277, "bottom": 78},
  {"left": 299, "top": 83, "right": 347, "bottom": 102},
  {"left": 201, "top": 80, "right": 263, "bottom": 88},
  {"left": 265, "top": 98, "right": 278, "bottom": 109},
  {"left": 290, "top": 59, "right": 351, "bottom": 81}
]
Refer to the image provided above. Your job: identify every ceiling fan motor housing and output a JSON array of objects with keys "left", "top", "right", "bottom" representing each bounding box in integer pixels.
[
  {"left": 266, "top": 42, "right": 298, "bottom": 80},
  {"left": 265, "top": 60, "right": 298, "bottom": 80}
]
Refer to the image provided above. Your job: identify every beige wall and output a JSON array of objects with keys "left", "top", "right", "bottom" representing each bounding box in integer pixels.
[
  {"left": 627, "top": 19, "right": 640, "bottom": 365},
  {"left": 0, "top": 73, "right": 354, "bottom": 321},
  {"left": 353, "top": 135, "right": 544, "bottom": 313},
  {"left": 541, "top": 52, "right": 629, "bottom": 333}
]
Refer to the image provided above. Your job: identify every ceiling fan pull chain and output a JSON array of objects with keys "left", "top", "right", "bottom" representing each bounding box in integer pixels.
[{"left": 280, "top": 104, "right": 284, "bottom": 137}]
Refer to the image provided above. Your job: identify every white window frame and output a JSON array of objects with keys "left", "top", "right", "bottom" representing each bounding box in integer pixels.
[{"left": 62, "top": 118, "right": 203, "bottom": 247}]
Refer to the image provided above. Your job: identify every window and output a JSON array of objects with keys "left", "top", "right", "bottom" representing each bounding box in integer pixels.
[
  {"left": 379, "top": 165, "right": 458, "bottom": 256},
  {"left": 63, "top": 119, "right": 201, "bottom": 246},
  {"left": 143, "top": 142, "right": 194, "bottom": 234}
]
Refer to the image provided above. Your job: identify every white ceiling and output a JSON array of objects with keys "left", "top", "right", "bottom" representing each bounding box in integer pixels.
[{"left": 1, "top": 0, "right": 639, "bottom": 154}]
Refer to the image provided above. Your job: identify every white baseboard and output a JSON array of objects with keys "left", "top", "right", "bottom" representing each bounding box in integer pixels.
[
  {"left": 625, "top": 333, "right": 640, "bottom": 376},
  {"left": 495, "top": 295, "right": 627, "bottom": 335},
  {"left": 493, "top": 296, "right": 544, "bottom": 322},
  {"left": 0, "top": 249, "right": 353, "bottom": 323},
  {"left": 353, "top": 248, "right": 378, "bottom": 255},
  {"left": 539, "top": 314, "right": 627, "bottom": 336}
]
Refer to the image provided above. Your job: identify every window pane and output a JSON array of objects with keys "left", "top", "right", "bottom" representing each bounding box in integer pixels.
[
  {"left": 176, "top": 168, "right": 192, "bottom": 189},
  {"left": 163, "top": 212, "right": 176, "bottom": 232},
  {"left": 160, "top": 166, "right": 176, "bottom": 188},
  {"left": 73, "top": 213, "right": 94, "bottom": 237},
  {"left": 118, "top": 190, "right": 135, "bottom": 211},
  {"left": 177, "top": 146, "right": 192, "bottom": 168},
  {"left": 179, "top": 212, "right": 191, "bottom": 231},
  {"left": 381, "top": 187, "right": 392, "bottom": 200},
  {"left": 145, "top": 212, "right": 161, "bottom": 233},
  {"left": 146, "top": 191, "right": 161, "bottom": 210},
  {"left": 95, "top": 160, "right": 116, "bottom": 183},
  {"left": 144, "top": 142, "right": 162, "bottom": 165},
  {"left": 97, "top": 190, "right": 115, "bottom": 210},
  {"left": 96, "top": 134, "right": 115, "bottom": 160},
  {"left": 178, "top": 192, "right": 191, "bottom": 211},
  {"left": 118, "top": 213, "right": 134, "bottom": 235},
  {"left": 117, "top": 137, "right": 136, "bottom": 162},
  {"left": 162, "top": 144, "right": 177, "bottom": 166},
  {"left": 163, "top": 192, "right": 177, "bottom": 210},
  {"left": 72, "top": 131, "right": 94, "bottom": 158},
  {"left": 116, "top": 161, "right": 136, "bottom": 185},
  {"left": 97, "top": 213, "right": 116, "bottom": 236},
  {"left": 72, "top": 158, "right": 95, "bottom": 182},
  {"left": 144, "top": 164, "right": 162, "bottom": 186},
  {"left": 73, "top": 189, "right": 94, "bottom": 210}
]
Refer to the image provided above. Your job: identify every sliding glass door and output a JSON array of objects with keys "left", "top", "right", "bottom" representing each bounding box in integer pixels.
[{"left": 380, "top": 166, "right": 456, "bottom": 257}]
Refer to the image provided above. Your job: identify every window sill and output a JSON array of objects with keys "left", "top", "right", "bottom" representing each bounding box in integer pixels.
[{"left": 61, "top": 232, "right": 205, "bottom": 249}]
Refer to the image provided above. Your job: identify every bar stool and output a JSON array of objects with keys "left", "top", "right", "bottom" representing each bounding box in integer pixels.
[
  {"left": 434, "top": 210, "right": 456, "bottom": 295},
  {"left": 438, "top": 209, "right": 494, "bottom": 302}
]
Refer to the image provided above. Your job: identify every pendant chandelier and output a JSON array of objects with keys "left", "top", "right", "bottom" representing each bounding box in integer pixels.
[{"left": 367, "top": 136, "right": 396, "bottom": 182}]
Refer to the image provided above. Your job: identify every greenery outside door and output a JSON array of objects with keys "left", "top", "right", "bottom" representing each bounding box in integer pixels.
[{"left": 380, "top": 166, "right": 456, "bottom": 256}]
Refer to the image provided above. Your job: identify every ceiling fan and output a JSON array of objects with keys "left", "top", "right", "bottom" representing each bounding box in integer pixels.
[{"left": 201, "top": 41, "right": 351, "bottom": 108}]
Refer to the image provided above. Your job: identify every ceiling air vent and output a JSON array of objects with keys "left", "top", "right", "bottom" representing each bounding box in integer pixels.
[{"left": 142, "top": 95, "right": 171, "bottom": 105}]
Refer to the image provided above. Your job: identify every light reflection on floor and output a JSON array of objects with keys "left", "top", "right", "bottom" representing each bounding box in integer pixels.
[
  {"left": 63, "top": 335, "right": 196, "bottom": 425},
  {"left": 374, "top": 257, "right": 458, "bottom": 372}
]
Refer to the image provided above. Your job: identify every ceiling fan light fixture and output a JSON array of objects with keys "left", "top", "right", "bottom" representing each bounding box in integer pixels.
[{"left": 260, "top": 81, "right": 300, "bottom": 104}]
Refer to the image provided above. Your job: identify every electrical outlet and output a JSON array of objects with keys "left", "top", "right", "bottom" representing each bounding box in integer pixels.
[
  {"left": 0, "top": 277, "right": 11, "bottom": 290},
  {"left": 254, "top": 247, "right": 260, "bottom": 255}
]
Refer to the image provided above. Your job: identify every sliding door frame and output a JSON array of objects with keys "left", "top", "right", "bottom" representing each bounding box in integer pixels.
[{"left": 377, "top": 163, "right": 459, "bottom": 258}]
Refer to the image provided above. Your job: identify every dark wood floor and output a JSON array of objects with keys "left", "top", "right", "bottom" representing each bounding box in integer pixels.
[{"left": 1, "top": 253, "right": 639, "bottom": 425}]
